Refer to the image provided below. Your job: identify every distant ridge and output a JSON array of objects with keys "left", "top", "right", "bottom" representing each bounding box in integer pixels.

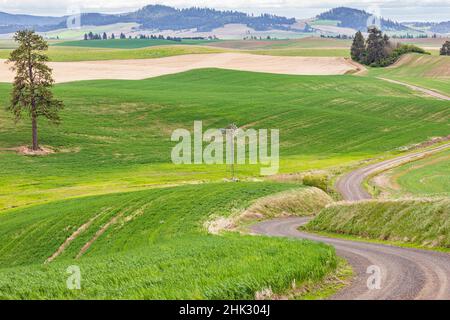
[
  {"left": 316, "top": 7, "right": 408, "bottom": 32},
  {"left": 0, "top": 5, "right": 298, "bottom": 34},
  {"left": 0, "top": 5, "right": 448, "bottom": 36}
]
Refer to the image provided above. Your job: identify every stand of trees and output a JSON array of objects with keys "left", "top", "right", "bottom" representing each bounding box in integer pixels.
[
  {"left": 82, "top": 32, "right": 217, "bottom": 42},
  {"left": 440, "top": 41, "right": 450, "bottom": 56},
  {"left": 7, "top": 30, "right": 63, "bottom": 151},
  {"left": 351, "top": 27, "right": 429, "bottom": 67},
  {"left": 83, "top": 32, "right": 125, "bottom": 40}
]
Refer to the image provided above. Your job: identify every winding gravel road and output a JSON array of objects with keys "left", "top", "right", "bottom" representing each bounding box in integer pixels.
[
  {"left": 251, "top": 218, "right": 450, "bottom": 300},
  {"left": 252, "top": 143, "right": 450, "bottom": 300},
  {"left": 336, "top": 143, "right": 450, "bottom": 201}
]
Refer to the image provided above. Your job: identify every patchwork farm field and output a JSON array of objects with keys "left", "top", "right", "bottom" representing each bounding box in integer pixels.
[
  {"left": 0, "top": 37, "right": 353, "bottom": 61},
  {"left": 0, "top": 45, "right": 224, "bottom": 62},
  {"left": 53, "top": 38, "right": 219, "bottom": 49},
  {"left": 1, "top": 70, "right": 449, "bottom": 210},
  {"left": 206, "top": 37, "right": 352, "bottom": 50},
  {"left": 1, "top": 34, "right": 450, "bottom": 300},
  {"left": 0, "top": 183, "right": 338, "bottom": 299}
]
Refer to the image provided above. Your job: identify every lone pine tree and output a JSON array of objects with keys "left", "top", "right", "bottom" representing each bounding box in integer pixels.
[{"left": 7, "top": 30, "right": 63, "bottom": 151}]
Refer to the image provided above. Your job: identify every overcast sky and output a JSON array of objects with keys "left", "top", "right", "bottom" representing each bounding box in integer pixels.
[{"left": 1, "top": 0, "right": 449, "bottom": 22}]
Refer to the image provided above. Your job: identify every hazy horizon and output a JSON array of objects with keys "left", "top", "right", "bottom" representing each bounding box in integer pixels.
[{"left": 0, "top": 1, "right": 449, "bottom": 22}]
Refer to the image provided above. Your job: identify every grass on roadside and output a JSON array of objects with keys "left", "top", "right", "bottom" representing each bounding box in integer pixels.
[{"left": 305, "top": 198, "right": 450, "bottom": 249}]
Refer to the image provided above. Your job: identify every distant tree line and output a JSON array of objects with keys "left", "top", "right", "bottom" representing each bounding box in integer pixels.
[
  {"left": 83, "top": 32, "right": 217, "bottom": 41},
  {"left": 243, "top": 35, "right": 275, "bottom": 40},
  {"left": 320, "top": 34, "right": 353, "bottom": 39},
  {"left": 351, "top": 27, "right": 429, "bottom": 67},
  {"left": 391, "top": 33, "right": 439, "bottom": 39},
  {"left": 83, "top": 32, "right": 120, "bottom": 40},
  {"left": 321, "top": 33, "right": 441, "bottom": 41}
]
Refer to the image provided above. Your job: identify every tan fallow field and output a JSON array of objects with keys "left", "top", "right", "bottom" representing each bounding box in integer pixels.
[{"left": 0, "top": 53, "right": 360, "bottom": 83}]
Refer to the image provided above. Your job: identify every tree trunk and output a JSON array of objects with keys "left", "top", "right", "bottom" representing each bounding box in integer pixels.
[{"left": 31, "top": 108, "right": 38, "bottom": 151}]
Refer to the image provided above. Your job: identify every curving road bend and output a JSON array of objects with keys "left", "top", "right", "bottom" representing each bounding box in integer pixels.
[
  {"left": 251, "top": 217, "right": 450, "bottom": 300},
  {"left": 336, "top": 143, "right": 450, "bottom": 201},
  {"left": 252, "top": 143, "right": 450, "bottom": 300}
]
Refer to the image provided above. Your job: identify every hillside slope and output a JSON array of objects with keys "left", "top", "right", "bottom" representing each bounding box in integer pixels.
[
  {"left": 316, "top": 7, "right": 408, "bottom": 32},
  {"left": 0, "top": 183, "right": 337, "bottom": 299},
  {"left": 370, "top": 53, "right": 450, "bottom": 95},
  {"left": 1, "top": 69, "right": 449, "bottom": 210},
  {"left": 306, "top": 198, "right": 450, "bottom": 248}
]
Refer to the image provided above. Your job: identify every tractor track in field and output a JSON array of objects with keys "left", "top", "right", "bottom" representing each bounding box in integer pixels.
[{"left": 252, "top": 143, "right": 450, "bottom": 300}]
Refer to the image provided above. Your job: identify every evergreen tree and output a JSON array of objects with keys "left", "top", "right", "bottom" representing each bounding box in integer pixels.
[
  {"left": 350, "top": 31, "right": 366, "bottom": 62},
  {"left": 7, "top": 30, "right": 64, "bottom": 151},
  {"left": 365, "top": 27, "right": 389, "bottom": 65},
  {"left": 84, "top": 33, "right": 88, "bottom": 40},
  {"left": 440, "top": 41, "right": 450, "bottom": 56},
  {"left": 102, "top": 32, "right": 107, "bottom": 40}
]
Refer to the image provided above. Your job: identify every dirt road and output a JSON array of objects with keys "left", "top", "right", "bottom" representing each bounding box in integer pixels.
[
  {"left": 253, "top": 143, "right": 450, "bottom": 299},
  {"left": 0, "top": 53, "right": 358, "bottom": 83},
  {"left": 378, "top": 77, "right": 450, "bottom": 101},
  {"left": 251, "top": 217, "right": 450, "bottom": 300},
  {"left": 336, "top": 143, "right": 450, "bottom": 201}
]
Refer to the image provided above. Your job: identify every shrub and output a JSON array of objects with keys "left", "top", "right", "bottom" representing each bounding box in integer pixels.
[
  {"left": 440, "top": 41, "right": 450, "bottom": 56},
  {"left": 371, "top": 44, "right": 430, "bottom": 67}
]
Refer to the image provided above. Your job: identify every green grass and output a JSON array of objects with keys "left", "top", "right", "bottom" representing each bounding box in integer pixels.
[
  {"left": 0, "top": 182, "right": 337, "bottom": 299},
  {"left": 0, "top": 45, "right": 224, "bottom": 62},
  {"left": 305, "top": 198, "right": 450, "bottom": 248},
  {"left": 203, "top": 38, "right": 351, "bottom": 50},
  {"left": 0, "top": 40, "right": 18, "bottom": 49},
  {"left": 54, "top": 39, "right": 218, "bottom": 49},
  {"left": 1, "top": 69, "right": 449, "bottom": 210},
  {"left": 369, "top": 53, "right": 450, "bottom": 95},
  {"left": 373, "top": 149, "right": 450, "bottom": 197}
]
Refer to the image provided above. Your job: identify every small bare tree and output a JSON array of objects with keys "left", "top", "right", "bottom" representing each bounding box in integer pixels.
[{"left": 7, "top": 30, "right": 63, "bottom": 151}]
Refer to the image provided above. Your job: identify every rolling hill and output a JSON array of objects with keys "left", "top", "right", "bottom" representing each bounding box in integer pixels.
[
  {"left": 368, "top": 53, "right": 450, "bottom": 95},
  {"left": 0, "top": 5, "right": 299, "bottom": 35},
  {"left": 0, "top": 69, "right": 449, "bottom": 210},
  {"left": 316, "top": 7, "right": 409, "bottom": 32},
  {"left": 0, "top": 182, "right": 337, "bottom": 299},
  {"left": 1, "top": 5, "right": 448, "bottom": 38}
]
